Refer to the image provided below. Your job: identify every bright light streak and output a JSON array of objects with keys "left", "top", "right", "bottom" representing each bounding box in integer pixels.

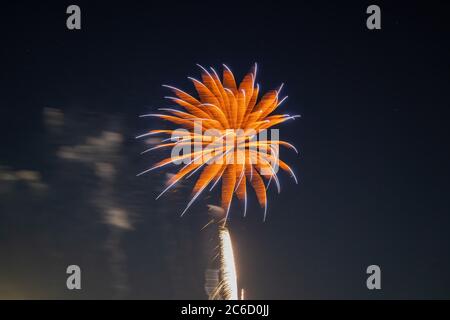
[{"left": 219, "top": 227, "right": 238, "bottom": 300}]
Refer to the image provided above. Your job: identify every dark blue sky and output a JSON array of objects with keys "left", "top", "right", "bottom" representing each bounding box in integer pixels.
[{"left": 0, "top": 1, "right": 449, "bottom": 299}]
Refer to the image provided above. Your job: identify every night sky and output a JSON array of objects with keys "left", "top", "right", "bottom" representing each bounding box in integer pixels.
[{"left": 1, "top": 1, "right": 449, "bottom": 299}]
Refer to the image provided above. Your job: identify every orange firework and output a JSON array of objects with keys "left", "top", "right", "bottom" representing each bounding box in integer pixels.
[{"left": 138, "top": 64, "right": 299, "bottom": 221}]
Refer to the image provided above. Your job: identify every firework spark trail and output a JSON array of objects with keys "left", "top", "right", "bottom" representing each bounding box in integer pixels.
[{"left": 218, "top": 226, "right": 238, "bottom": 300}]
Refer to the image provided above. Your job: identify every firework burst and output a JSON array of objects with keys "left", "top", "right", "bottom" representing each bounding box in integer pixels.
[{"left": 138, "top": 64, "right": 299, "bottom": 221}]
